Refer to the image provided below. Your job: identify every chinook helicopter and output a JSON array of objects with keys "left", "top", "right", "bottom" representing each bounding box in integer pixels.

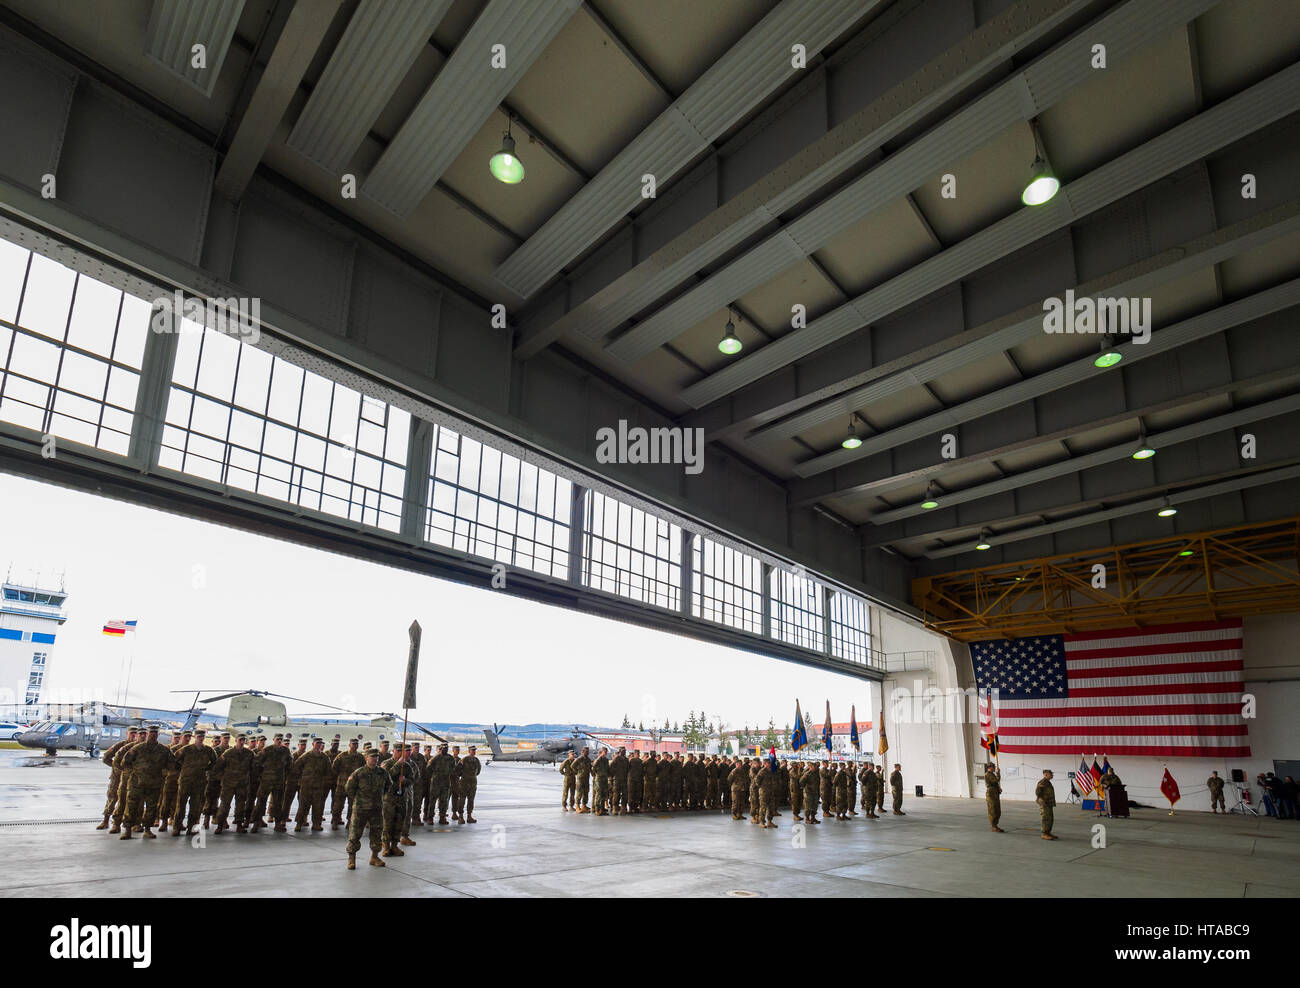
[{"left": 179, "top": 690, "right": 446, "bottom": 747}]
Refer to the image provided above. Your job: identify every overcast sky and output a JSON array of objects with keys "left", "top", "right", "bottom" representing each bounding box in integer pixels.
[{"left": 1, "top": 472, "right": 877, "bottom": 733}]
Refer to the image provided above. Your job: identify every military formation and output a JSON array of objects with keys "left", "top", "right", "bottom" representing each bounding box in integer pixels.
[
  {"left": 95, "top": 726, "right": 485, "bottom": 870},
  {"left": 558, "top": 748, "right": 910, "bottom": 826}
]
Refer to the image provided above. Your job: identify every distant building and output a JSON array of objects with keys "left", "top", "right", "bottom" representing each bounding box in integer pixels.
[
  {"left": 587, "top": 730, "right": 686, "bottom": 753},
  {"left": 1, "top": 579, "right": 68, "bottom": 720}
]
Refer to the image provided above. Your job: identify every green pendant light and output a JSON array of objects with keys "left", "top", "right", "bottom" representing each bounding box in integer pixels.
[
  {"left": 718, "top": 308, "right": 743, "bottom": 355},
  {"left": 490, "top": 116, "right": 525, "bottom": 185},
  {"left": 1021, "top": 121, "right": 1059, "bottom": 206}
]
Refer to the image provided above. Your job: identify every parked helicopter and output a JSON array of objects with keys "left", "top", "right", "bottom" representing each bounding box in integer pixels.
[
  {"left": 17, "top": 701, "right": 202, "bottom": 757},
  {"left": 481, "top": 723, "right": 605, "bottom": 764},
  {"left": 177, "top": 690, "right": 446, "bottom": 748}
]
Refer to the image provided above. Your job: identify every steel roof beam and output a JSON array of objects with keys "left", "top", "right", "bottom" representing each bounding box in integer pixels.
[
  {"left": 145, "top": 0, "right": 247, "bottom": 97},
  {"left": 677, "top": 58, "right": 1300, "bottom": 409}
]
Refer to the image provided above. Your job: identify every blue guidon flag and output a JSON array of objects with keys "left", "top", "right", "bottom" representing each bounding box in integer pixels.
[
  {"left": 791, "top": 701, "right": 807, "bottom": 751},
  {"left": 849, "top": 705, "right": 860, "bottom": 752},
  {"left": 769, "top": 745, "right": 778, "bottom": 773},
  {"left": 822, "top": 701, "right": 833, "bottom": 752}
]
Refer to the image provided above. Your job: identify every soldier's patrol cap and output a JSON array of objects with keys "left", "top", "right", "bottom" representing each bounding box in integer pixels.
[
  {"left": 272, "top": 734, "right": 283, "bottom": 740},
  {"left": 236, "top": 733, "right": 248, "bottom": 740},
  {"left": 438, "top": 743, "right": 448, "bottom": 750},
  {"left": 332, "top": 734, "right": 341, "bottom": 741},
  {"left": 194, "top": 730, "right": 206, "bottom": 737},
  {"left": 468, "top": 745, "right": 477, "bottom": 751},
  {"left": 313, "top": 737, "right": 324, "bottom": 745},
  {"left": 364, "top": 748, "right": 379, "bottom": 759}
]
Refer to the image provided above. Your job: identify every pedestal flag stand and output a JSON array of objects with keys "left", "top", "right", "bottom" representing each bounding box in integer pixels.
[{"left": 1161, "top": 765, "right": 1181, "bottom": 816}]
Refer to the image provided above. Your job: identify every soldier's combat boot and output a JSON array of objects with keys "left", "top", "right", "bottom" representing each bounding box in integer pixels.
[
  {"left": 142, "top": 828, "right": 156, "bottom": 839},
  {"left": 1042, "top": 834, "right": 1058, "bottom": 840},
  {"left": 119, "top": 827, "right": 133, "bottom": 839},
  {"left": 250, "top": 820, "right": 262, "bottom": 833},
  {"left": 109, "top": 823, "right": 121, "bottom": 834},
  {"left": 274, "top": 823, "right": 287, "bottom": 833},
  {"left": 294, "top": 822, "right": 305, "bottom": 832},
  {"left": 172, "top": 826, "right": 183, "bottom": 836},
  {"left": 794, "top": 813, "right": 803, "bottom": 821},
  {"left": 236, "top": 824, "right": 247, "bottom": 834},
  {"left": 991, "top": 826, "right": 1005, "bottom": 833},
  {"left": 369, "top": 852, "right": 385, "bottom": 867},
  {"left": 347, "top": 853, "right": 356, "bottom": 870},
  {"left": 439, "top": 815, "right": 449, "bottom": 825},
  {"left": 466, "top": 814, "right": 476, "bottom": 823},
  {"left": 96, "top": 815, "right": 110, "bottom": 830},
  {"left": 399, "top": 836, "right": 416, "bottom": 846},
  {"left": 312, "top": 824, "right": 324, "bottom": 832},
  {"left": 214, "top": 822, "right": 226, "bottom": 835}
]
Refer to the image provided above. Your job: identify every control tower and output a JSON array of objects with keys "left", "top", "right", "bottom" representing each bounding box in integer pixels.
[{"left": 0, "top": 578, "right": 68, "bottom": 720}]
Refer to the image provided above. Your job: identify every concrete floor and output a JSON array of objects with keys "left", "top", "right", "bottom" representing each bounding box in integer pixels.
[{"left": 1, "top": 751, "right": 1297, "bottom": 898}]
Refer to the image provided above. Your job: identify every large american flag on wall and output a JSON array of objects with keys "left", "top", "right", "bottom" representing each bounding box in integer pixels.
[{"left": 970, "top": 619, "right": 1250, "bottom": 757}]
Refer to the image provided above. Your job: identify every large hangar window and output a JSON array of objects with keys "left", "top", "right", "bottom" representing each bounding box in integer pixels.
[
  {"left": 829, "top": 591, "right": 871, "bottom": 665},
  {"left": 0, "top": 242, "right": 146, "bottom": 456},
  {"left": 424, "top": 425, "right": 572, "bottom": 579},
  {"left": 771, "top": 569, "right": 825, "bottom": 653},
  {"left": 691, "top": 536, "right": 764, "bottom": 634},
  {"left": 582, "top": 490, "right": 682, "bottom": 610},
  {"left": 162, "top": 324, "right": 409, "bottom": 532}
]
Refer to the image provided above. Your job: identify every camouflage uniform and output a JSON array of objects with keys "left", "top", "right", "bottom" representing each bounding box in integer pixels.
[
  {"left": 408, "top": 745, "right": 429, "bottom": 823},
  {"left": 860, "top": 765, "right": 878, "bottom": 819},
  {"left": 459, "top": 751, "right": 481, "bottom": 821},
  {"left": 345, "top": 761, "right": 390, "bottom": 862},
  {"left": 428, "top": 748, "right": 455, "bottom": 822},
  {"left": 834, "top": 766, "right": 850, "bottom": 819},
  {"left": 757, "top": 762, "right": 778, "bottom": 827},
  {"left": 847, "top": 763, "right": 857, "bottom": 814},
  {"left": 401, "top": 753, "right": 422, "bottom": 832},
  {"left": 610, "top": 750, "right": 629, "bottom": 814},
  {"left": 704, "top": 758, "right": 718, "bottom": 810},
  {"left": 245, "top": 741, "right": 265, "bottom": 827},
  {"left": 748, "top": 762, "right": 762, "bottom": 825},
  {"left": 294, "top": 744, "right": 332, "bottom": 830},
  {"left": 573, "top": 751, "right": 592, "bottom": 811},
  {"left": 215, "top": 742, "right": 255, "bottom": 832},
  {"left": 323, "top": 740, "right": 341, "bottom": 821},
  {"left": 121, "top": 737, "right": 177, "bottom": 835},
  {"left": 669, "top": 756, "right": 684, "bottom": 809},
  {"left": 641, "top": 754, "right": 657, "bottom": 810},
  {"left": 450, "top": 750, "right": 464, "bottom": 819},
  {"left": 172, "top": 737, "right": 217, "bottom": 833},
  {"left": 890, "top": 768, "right": 905, "bottom": 815},
  {"left": 801, "top": 764, "right": 821, "bottom": 822},
  {"left": 627, "top": 753, "right": 643, "bottom": 812},
  {"left": 789, "top": 762, "right": 804, "bottom": 819},
  {"left": 159, "top": 737, "right": 185, "bottom": 828},
  {"left": 330, "top": 745, "right": 366, "bottom": 826},
  {"left": 203, "top": 740, "right": 229, "bottom": 821},
  {"left": 1207, "top": 774, "right": 1226, "bottom": 812},
  {"left": 253, "top": 741, "right": 293, "bottom": 831},
  {"left": 821, "top": 763, "right": 834, "bottom": 813},
  {"left": 984, "top": 767, "right": 1002, "bottom": 830},
  {"left": 592, "top": 752, "right": 611, "bottom": 815},
  {"left": 382, "top": 754, "right": 415, "bottom": 850},
  {"left": 876, "top": 767, "right": 887, "bottom": 812},
  {"left": 1035, "top": 776, "right": 1056, "bottom": 837},
  {"left": 728, "top": 761, "right": 749, "bottom": 820},
  {"left": 560, "top": 754, "right": 576, "bottom": 809},
  {"left": 283, "top": 741, "right": 309, "bottom": 822},
  {"left": 99, "top": 734, "right": 136, "bottom": 827}
]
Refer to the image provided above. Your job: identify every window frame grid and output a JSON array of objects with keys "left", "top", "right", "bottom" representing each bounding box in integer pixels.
[
  {"left": 829, "top": 590, "right": 871, "bottom": 665},
  {"left": 582, "top": 490, "right": 682, "bottom": 611},
  {"left": 423, "top": 425, "right": 572, "bottom": 580},
  {"left": 690, "top": 535, "right": 764, "bottom": 634},
  {"left": 770, "top": 568, "right": 826, "bottom": 652}
]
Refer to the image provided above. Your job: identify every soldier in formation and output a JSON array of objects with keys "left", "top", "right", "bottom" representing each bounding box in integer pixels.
[
  {"left": 890, "top": 763, "right": 906, "bottom": 816},
  {"left": 985, "top": 763, "right": 1004, "bottom": 832},
  {"left": 1036, "top": 768, "right": 1058, "bottom": 839}
]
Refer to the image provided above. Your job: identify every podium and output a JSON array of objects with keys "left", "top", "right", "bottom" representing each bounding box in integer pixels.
[{"left": 1107, "top": 785, "right": 1130, "bottom": 818}]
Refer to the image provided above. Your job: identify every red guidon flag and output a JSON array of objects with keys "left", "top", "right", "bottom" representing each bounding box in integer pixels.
[{"left": 1161, "top": 768, "right": 1181, "bottom": 805}]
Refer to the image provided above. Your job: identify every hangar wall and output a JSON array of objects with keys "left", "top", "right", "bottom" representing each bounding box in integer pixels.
[{"left": 968, "top": 613, "right": 1300, "bottom": 812}]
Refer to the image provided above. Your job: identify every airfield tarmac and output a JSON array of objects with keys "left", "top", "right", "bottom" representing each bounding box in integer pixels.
[{"left": 1, "top": 750, "right": 1297, "bottom": 898}]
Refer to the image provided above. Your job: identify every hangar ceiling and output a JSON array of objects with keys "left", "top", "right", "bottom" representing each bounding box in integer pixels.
[{"left": 0, "top": 0, "right": 1297, "bottom": 623}]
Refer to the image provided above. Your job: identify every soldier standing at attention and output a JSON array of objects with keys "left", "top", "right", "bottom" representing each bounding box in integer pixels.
[
  {"left": 834, "top": 764, "right": 850, "bottom": 820},
  {"left": 573, "top": 748, "right": 592, "bottom": 813},
  {"left": 331, "top": 738, "right": 365, "bottom": 830},
  {"left": 245, "top": 737, "right": 266, "bottom": 829},
  {"left": 627, "top": 749, "right": 643, "bottom": 812},
  {"left": 97, "top": 728, "right": 138, "bottom": 830},
  {"left": 251, "top": 734, "right": 292, "bottom": 833},
  {"left": 642, "top": 751, "right": 657, "bottom": 812},
  {"left": 345, "top": 748, "right": 390, "bottom": 870},
  {"left": 381, "top": 745, "right": 413, "bottom": 856},
  {"left": 420, "top": 743, "right": 436, "bottom": 823},
  {"left": 1036, "top": 769, "right": 1058, "bottom": 839},
  {"left": 428, "top": 743, "right": 455, "bottom": 824},
  {"left": 985, "top": 763, "right": 1004, "bottom": 832},
  {"left": 890, "top": 764, "right": 905, "bottom": 816},
  {"left": 749, "top": 758, "right": 763, "bottom": 825},
  {"left": 460, "top": 745, "right": 482, "bottom": 823},
  {"left": 560, "top": 750, "right": 577, "bottom": 811},
  {"left": 592, "top": 748, "right": 611, "bottom": 816},
  {"left": 283, "top": 738, "right": 309, "bottom": 823},
  {"left": 611, "top": 746, "right": 630, "bottom": 814},
  {"left": 1207, "top": 771, "right": 1227, "bottom": 813},
  {"left": 727, "top": 758, "right": 748, "bottom": 820},
  {"left": 172, "top": 729, "right": 216, "bottom": 836},
  {"left": 323, "top": 735, "right": 341, "bottom": 824},
  {"left": 846, "top": 762, "right": 857, "bottom": 816},
  {"left": 120, "top": 726, "right": 176, "bottom": 840},
  {"left": 860, "top": 763, "right": 878, "bottom": 819},
  {"left": 789, "top": 760, "right": 804, "bottom": 821},
  {"left": 703, "top": 755, "right": 717, "bottom": 810},
  {"left": 214, "top": 734, "right": 254, "bottom": 834},
  {"left": 876, "top": 764, "right": 887, "bottom": 814},
  {"left": 157, "top": 729, "right": 187, "bottom": 831},
  {"left": 294, "top": 737, "right": 332, "bottom": 832},
  {"left": 449, "top": 745, "right": 464, "bottom": 822},
  {"left": 402, "top": 743, "right": 423, "bottom": 834},
  {"left": 203, "top": 733, "right": 230, "bottom": 829},
  {"left": 778, "top": 759, "right": 790, "bottom": 813},
  {"left": 409, "top": 742, "right": 429, "bottom": 824},
  {"left": 821, "top": 760, "right": 834, "bottom": 815},
  {"left": 801, "top": 762, "right": 821, "bottom": 824},
  {"left": 718, "top": 756, "right": 730, "bottom": 812}
]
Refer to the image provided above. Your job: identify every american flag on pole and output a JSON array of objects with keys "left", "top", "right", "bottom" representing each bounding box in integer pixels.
[{"left": 969, "top": 619, "right": 1250, "bottom": 757}]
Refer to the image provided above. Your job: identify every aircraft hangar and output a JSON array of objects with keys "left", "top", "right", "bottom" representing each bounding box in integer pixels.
[{"left": 0, "top": 0, "right": 1297, "bottom": 908}]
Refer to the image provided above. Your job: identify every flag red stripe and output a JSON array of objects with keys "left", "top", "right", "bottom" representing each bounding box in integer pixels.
[
  {"left": 999, "top": 702, "right": 1242, "bottom": 718},
  {"left": 1069, "top": 681, "right": 1243, "bottom": 698},
  {"left": 1064, "top": 639, "right": 1242, "bottom": 659},
  {"left": 999, "top": 744, "right": 1252, "bottom": 757},
  {"left": 1063, "top": 619, "right": 1241, "bottom": 641},
  {"left": 996, "top": 724, "right": 1249, "bottom": 737}
]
